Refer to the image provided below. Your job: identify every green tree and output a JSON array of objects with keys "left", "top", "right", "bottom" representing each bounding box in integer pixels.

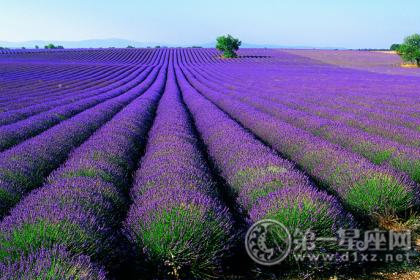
[
  {"left": 44, "top": 43, "right": 56, "bottom": 49},
  {"left": 397, "top": 34, "right": 420, "bottom": 66},
  {"left": 390, "top": 43, "right": 400, "bottom": 51},
  {"left": 216, "top": 34, "right": 241, "bottom": 58},
  {"left": 44, "top": 44, "right": 64, "bottom": 49}
]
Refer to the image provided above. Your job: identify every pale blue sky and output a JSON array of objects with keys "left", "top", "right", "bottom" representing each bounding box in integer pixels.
[{"left": 1, "top": 0, "right": 419, "bottom": 48}]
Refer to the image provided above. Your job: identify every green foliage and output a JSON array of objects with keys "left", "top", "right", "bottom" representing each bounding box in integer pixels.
[
  {"left": 216, "top": 34, "right": 241, "bottom": 58},
  {"left": 232, "top": 165, "right": 285, "bottom": 191},
  {"left": 371, "top": 149, "right": 394, "bottom": 165},
  {"left": 397, "top": 34, "right": 420, "bottom": 66},
  {"left": 44, "top": 44, "right": 64, "bottom": 49},
  {"left": 0, "top": 220, "right": 90, "bottom": 262},
  {"left": 346, "top": 173, "right": 413, "bottom": 216},
  {"left": 390, "top": 43, "right": 401, "bottom": 51},
  {"left": 0, "top": 188, "right": 19, "bottom": 217},
  {"left": 126, "top": 45, "right": 135, "bottom": 48},
  {"left": 261, "top": 196, "right": 340, "bottom": 261},
  {"left": 264, "top": 198, "right": 336, "bottom": 238},
  {"left": 390, "top": 157, "right": 420, "bottom": 184},
  {"left": 245, "top": 179, "right": 283, "bottom": 208},
  {"left": 139, "top": 206, "right": 228, "bottom": 279},
  {"left": 60, "top": 168, "right": 114, "bottom": 184},
  {"left": 6, "top": 250, "right": 104, "bottom": 280}
]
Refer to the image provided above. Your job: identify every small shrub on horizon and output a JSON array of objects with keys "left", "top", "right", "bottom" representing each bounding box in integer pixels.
[
  {"left": 44, "top": 43, "right": 64, "bottom": 50},
  {"left": 390, "top": 43, "right": 401, "bottom": 51}
]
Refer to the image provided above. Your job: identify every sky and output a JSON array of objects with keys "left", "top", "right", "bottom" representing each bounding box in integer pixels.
[{"left": 1, "top": 0, "right": 419, "bottom": 48}]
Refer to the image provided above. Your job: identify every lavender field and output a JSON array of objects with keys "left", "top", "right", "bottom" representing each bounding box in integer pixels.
[{"left": 0, "top": 48, "right": 419, "bottom": 279}]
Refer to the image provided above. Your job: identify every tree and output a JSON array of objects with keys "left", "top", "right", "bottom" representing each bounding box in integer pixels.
[
  {"left": 35, "top": 45, "right": 39, "bottom": 49},
  {"left": 44, "top": 43, "right": 64, "bottom": 49},
  {"left": 44, "top": 43, "right": 56, "bottom": 49},
  {"left": 390, "top": 44, "right": 400, "bottom": 51},
  {"left": 216, "top": 34, "right": 241, "bottom": 58},
  {"left": 127, "top": 45, "right": 135, "bottom": 48},
  {"left": 397, "top": 34, "right": 420, "bottom": 66}
]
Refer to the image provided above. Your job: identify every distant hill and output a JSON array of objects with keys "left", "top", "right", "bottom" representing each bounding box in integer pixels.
[
  {"left": 0, "top": 39, "right": 159, "bottom": 49},
  {"left": 0, "top": 38, "right": 347, "bottom": 50},
  {"left": 200, "top": 42, "right": 346, "bottom": 49}
]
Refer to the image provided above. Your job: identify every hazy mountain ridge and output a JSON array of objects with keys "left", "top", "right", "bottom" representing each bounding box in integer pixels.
[{"left": 0, "top": 38, "right": 346, "bottom": 49}]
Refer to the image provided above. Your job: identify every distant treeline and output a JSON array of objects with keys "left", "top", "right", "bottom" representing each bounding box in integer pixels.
[
  {"left": 130, "top": 46, "right": 203, "bottom": 49},
  {"left": 0, "top": 45, "right": 206, "bottom": 50},
  {"left": 0, "top": 44, "right": 64, "bottom": 50},
  {"left": 357, "top": 48, "right": 389, "bottom": 51},
  {"left": 44, "top": 44, "right": 64, "bottom": 49}
]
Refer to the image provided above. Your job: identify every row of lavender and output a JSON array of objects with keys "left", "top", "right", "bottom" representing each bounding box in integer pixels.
[
  {"left": 0, "top": 49, "right": 305, "bottom": 279},
  {"left": 121, "top": 53, "right": 355, "bottom": 279},
  {"left": 124, "top": 60, "right": 234, "bottom": 279},
  {"left": 202, "top": 64, "right": 420, "bottom": 146},
  {"left": 186, "top": 64, "right": 420, "bottom": 184},
  {"left": 176, "top": 60, "right": 353, "bottom": 239},
  {"left": 0, "top": 49, "right": 166, "bottom": 108},
  {"left": 0, "top": 48, "right": 418, "bottom": 279},
  {"left": 189, "top": 56, "right": 420, "bottom": 164},
  {"left": 0, "top": 50, "right": 168, "bottom": 217},
  {"left": 0, "top": 50, "right": 169, "bottom": 278},
  {"left": 0, "top": 64, "right": 122, "bottom": 99},
  {"left": 0, "top": 48, "right": 192, "bottom": 66},
  {"left": 195, "top": 52, "right": 419, "bottom": 117},
  {"left": 109, "top": 55, "right": 355, "bottom": 278},
  {"left": 179, "top": 56, "right": 419, "bottom": 221},
  {"left": 0, "top": 65, "right": 131, "bottom": 110},
  {"left": 197, "top": 66, "right": 420, "bottom": 127},
  {"left": 0, "top": 52, "right": 171, "bottom": 153},
  {"left": 0, "top": 49, "right": 346, "bottom": 279},
  {"left": 0, "top": 48, "right": 280, "bottom": 107},
  {"left": 0, "top": 67, "right": 151, "bottom": 152},
  {"left": 216, "top": 60, "right": 419, "bottom": 126},
  {"left": 0, "top": 66, "right": 141, "bottom": 124},
  {"left": 0, "top": 49, "right": 166, "bottom": 118}
]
